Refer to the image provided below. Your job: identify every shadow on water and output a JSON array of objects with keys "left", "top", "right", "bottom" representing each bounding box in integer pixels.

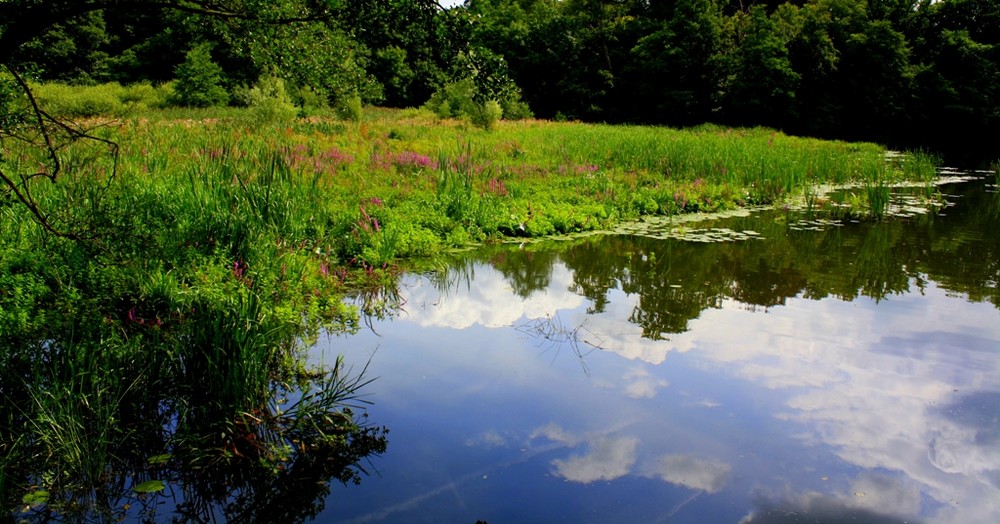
[{"left": 743, "top": 496, "right": 924, "bottom": 524}]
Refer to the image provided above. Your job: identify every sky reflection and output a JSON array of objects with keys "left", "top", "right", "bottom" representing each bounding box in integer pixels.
[{"left": 319, "top": 244, "right": 999, "bottom": 523}]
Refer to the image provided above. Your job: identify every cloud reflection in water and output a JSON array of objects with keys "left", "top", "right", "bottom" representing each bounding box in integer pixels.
[{"left": 326, "top": 235, "right": 1000, "bottom": 524}]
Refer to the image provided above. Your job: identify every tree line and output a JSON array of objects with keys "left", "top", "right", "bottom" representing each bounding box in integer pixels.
[
  {"left": 461, "top": 0, "right": 998, "bottom": 158},
  {"left": 3, "top": 0, "right": 998, "bottom": 157}
]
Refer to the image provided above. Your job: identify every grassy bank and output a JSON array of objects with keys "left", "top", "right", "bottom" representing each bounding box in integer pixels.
[
  {"left": 10, "top": 107, "right": 938, "bottom": 256},
  {"left": 0, "top": 106, "right": 937, "bottom": 517}
]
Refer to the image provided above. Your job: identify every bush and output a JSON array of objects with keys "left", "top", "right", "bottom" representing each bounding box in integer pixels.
[
  {"left": 501, "top": 98, "right": 533, "bottom": 120},
  {"left": 121, "top": 82, "right": 173, "bottom": 110},
  {"left": 172, "top": 43, "right": 229, "bottom": 108},
  {"left": 244, "top": 75, "right": 298, "bottom": 125},
  {"left": 31, "top": 82, "right": 123, "bottom": 117},
  {"left": 469, "top": 100, "right": 503, "bottom": 131},
  {"left": 423, "top": 76, "right": 531, "bottom": 130},
  {"left": 423, "top": 78, "right": 475, "bottom": 119},
  {"left": 335, "top": 94, "right": 363, "bottom": 123},
  {"left": 296, "top": 86, "right": 330, "bottom": 117},
  {"left": 29, "top": 81, "right": 174, "bottom": 117},
  {"left": 1, "top": 73, "right": 30, "bottom": 127}
]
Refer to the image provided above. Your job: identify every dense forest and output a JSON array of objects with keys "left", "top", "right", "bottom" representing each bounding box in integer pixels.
[{"left": 4, "top": 0, "right": 998, "bottom": 157}]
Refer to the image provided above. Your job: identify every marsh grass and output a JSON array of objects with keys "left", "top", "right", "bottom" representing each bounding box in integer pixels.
[{"left": 864, "top": 176, "right": 892, "bottom": 220}]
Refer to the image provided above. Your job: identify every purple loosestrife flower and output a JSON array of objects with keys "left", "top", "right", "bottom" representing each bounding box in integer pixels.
[
  {"left": 233, "top": 260, "right": 247, "bottom": 279},
  {"left": 321, "top": 147, "right": 354, "bottom": 169},
  {"left": 371, "top": 150, "right": 438, "bottom": 172},
  {"left": 485, "top": 178, "right": 508, "bottom": 197}
]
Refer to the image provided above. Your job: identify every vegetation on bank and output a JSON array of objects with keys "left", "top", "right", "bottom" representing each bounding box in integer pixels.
[{"left": 0, "top": 104, "right": 939, "bottom": 517}]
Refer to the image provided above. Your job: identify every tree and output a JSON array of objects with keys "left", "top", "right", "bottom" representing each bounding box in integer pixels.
[
  {"left": 906, "top": 0, "right": 1000, "bottom": 155},
  {"left": 10, "top": 10, "right": 111, "bottom": 84},
  {"left": 720, "top": 6, "right": 799, "bottom": 127},
  {"left": 341, "top": 0, "right": 452, "bottom": 107},
  {"left": 173, "top": 42, "right": 229, "bottom": 107},
  {"left": 478, "top": 0, "right": 644, "bottom": 120},
  {"left": 627, "top": 0, "right": 725, "bottom": 125}
]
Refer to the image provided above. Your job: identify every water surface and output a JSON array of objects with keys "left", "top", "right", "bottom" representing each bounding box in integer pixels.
[{"left": 318, "top": 178, "right": 1000, "bottom": 523}]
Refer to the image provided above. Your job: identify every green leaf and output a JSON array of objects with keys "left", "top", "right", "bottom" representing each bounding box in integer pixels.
[
  {"left": 22, "top": 490, "right": 49, "bottom": 506},
  {"left": 147, "top": 453, "right": 172, "bottom": 465},
  {"left": 133, "top": 480, "right": 166, "bottom": 494}
]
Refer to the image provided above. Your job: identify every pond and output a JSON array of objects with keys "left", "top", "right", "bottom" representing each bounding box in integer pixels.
[{"left": 316, "top": 175, "right": 1000, "bottom": 523}]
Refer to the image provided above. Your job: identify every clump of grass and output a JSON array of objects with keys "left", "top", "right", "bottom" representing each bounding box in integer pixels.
[{"left": 864, "top": 176, "right": 892, "bottom": 220}]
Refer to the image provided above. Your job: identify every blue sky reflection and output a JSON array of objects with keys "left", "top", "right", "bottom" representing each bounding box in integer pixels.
[{"left": 318, "top": 261, "right": 1000, "bottom": 523}]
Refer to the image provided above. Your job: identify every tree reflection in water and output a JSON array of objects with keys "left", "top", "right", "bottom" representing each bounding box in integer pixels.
[{"left": 427, "top": 181, "right": 1000, "bottom": 343}]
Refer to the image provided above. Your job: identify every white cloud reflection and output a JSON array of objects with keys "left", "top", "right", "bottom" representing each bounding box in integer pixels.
[
  {"left": 739, "top": 472, "right": 925, "bottom": 523},
  {"left": 464, "top": 429, "right": 509, "bottom": 449},
  {"left": 400, "top": 264, "right": 584, "bottom": 329},
  {"left": 392, "top": 261, "right": 1000, "bottom": 523},
  {"left": 551, "top": 435, "right": 638, "bottom": 483},
  {"left": 398, "top": 263, "right": 683, "bottom": 364},
  {"left": 641, "top": 454, "right": 731, "bottom": 493},
  {"left": 531, "top": 424, "right": 734, "bottom": 492},
  {"left": 623, "top": 367, "right": 669, "bottom": 399},
  {"left": 674, "top": 287, "right": 1000, "bottom": 523}
]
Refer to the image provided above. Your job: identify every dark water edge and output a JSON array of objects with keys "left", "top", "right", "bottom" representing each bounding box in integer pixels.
[{"left": 317, "top": 173, "right": 1000, "bottom": 523}]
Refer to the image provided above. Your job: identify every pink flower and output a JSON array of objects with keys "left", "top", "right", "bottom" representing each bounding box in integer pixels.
[{"left": 233, "top": 260, "right": 247, "bottom": 279}]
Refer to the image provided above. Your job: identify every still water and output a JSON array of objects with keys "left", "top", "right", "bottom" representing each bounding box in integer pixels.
[{"left": 318, "top": 178, "right": 1000, "bottom": 523}]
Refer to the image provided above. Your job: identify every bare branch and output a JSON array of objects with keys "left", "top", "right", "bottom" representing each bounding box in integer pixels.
[{"left": 0, "top": 65, "right": 120, "bottom": 240}]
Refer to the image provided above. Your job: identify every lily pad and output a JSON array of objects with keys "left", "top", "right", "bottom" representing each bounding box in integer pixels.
[{"left": 22, "top": 490, "right": 49, "bottom": 506}]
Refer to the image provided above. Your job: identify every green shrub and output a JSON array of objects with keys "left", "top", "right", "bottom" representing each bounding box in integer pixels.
[
  {"left": 469, "top": 100, "right": 503, "bottom": 131},
  {"left": 423, "top": 78, "right": 475, "bottom": 119},
  {"left": 172, "top": 43, "right": 229, "bottom": 108},
  {"left": 501, "top": 98, "right": 533, "bottom": 120},
  {"left": 336, "top": 94, "right": 363, "bottom": 123},
  {"left": 296, "top": 86, "right": 330, "bottom": 117},
  {"left": 121, "top": 82, "right": 173, "bottom": 110},
  {"left": 0, "top": 72, "right": 29, "bottom": 127},
  {"left": 23, "top": 81, "right": 172, "bottom": 118},
  {"left": 424, "top": 75, "right": 530, "bottom": 129},
  {"left": 31, "top": 82, "right": 125, "bottom": 117},
  {"left": 244, "top": 75, "right": 298, "bottom": 125}
]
